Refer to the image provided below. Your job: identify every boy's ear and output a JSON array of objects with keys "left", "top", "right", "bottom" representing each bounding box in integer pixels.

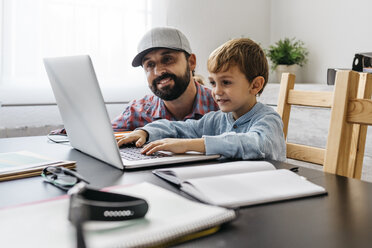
[
  {"left": 188, "top": 54, "right": 197, "bottom": 71},
  {"left": 250, "top": 76, "right": 265, "bottom": 95}
]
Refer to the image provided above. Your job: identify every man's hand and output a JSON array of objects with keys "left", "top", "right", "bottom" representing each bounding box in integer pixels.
[
  {"left": 141, "top": 138, "right": 205, "bottom": 155},
  {"left": 117, "top": 130, "right": 148, "bottom": 147}
]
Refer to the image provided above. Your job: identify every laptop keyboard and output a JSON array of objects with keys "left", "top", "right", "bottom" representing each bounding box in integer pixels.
[{"left": 119, "top": 147, "right": 169, "bottom": 161}]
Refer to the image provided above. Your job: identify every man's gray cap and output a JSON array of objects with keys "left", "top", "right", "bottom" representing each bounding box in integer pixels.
[{"left": 132, "top": 27, "right": 192, "bottom": 67}]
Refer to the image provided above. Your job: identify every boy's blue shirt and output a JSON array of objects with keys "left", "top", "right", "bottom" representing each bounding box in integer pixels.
[{"left": 141, "top": 102, "right": 286, "bottom": 161}]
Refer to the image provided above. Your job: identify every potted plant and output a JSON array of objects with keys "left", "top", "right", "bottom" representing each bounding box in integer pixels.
[{"left": 266, "top": 38, "right": 308, "bottom": 83}]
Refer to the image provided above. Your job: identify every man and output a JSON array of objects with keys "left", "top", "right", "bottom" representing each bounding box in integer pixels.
[{"left": 111, "top": 27, "right": 219, "bottom": 131}]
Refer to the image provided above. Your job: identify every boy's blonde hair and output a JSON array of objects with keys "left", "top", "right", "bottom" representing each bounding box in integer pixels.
[{"left": 207, "top": 38, "right": 269, "bottom": 95}]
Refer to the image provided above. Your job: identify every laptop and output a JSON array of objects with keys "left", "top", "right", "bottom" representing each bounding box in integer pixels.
[{"left": 43, "top": 55, "right": 220, "bottom": 170}]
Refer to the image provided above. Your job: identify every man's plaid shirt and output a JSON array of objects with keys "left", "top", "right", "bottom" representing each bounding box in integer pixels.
[{"left": 111, "top": 82, "right": 219, "bottom": 131}]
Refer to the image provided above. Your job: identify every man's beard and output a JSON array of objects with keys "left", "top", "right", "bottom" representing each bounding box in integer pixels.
[{"left": 150, "top": 65, "right": 191, "bottom": 101}]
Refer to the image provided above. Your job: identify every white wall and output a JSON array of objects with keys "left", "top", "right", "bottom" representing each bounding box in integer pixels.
[
  {"left": 271, "top": 0, "right": 372, "bottom": 84},
  {"left": 165, "top": 0, "right": 271, "bottom": 82}
]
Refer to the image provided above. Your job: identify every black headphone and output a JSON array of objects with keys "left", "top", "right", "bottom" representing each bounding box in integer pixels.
[
  {"left": 68, "top": 184, "right": 149, "bottom": 222},
  {"left": 68, "top": 183, "right": 149, "bottom": 248}
]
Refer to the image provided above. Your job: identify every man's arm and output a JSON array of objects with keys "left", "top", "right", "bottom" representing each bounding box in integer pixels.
[
  {"left": 111, "top": 105, "right": 138, "bottom": 132},
  {"left": 111, "top": 98, "right": 154, "bottom": 132}
]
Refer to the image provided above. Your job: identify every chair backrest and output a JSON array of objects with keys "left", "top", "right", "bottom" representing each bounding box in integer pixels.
[
  {"left": 277, "top": 71, "right": 372, "bottom": 179},
  {"left": 324, "top": 70, "right": 372, "bottom": 179},
  {"left": 277, "top": 73, "right": 334, "bottom": 165}
]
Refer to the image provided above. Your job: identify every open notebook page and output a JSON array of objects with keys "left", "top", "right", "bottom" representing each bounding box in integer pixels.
[
  {"left": 153, "top": 161, "right": 275, "bottom": 185},
  {"left": 181, "top": 169, "right": 327, "bottom": 208}
]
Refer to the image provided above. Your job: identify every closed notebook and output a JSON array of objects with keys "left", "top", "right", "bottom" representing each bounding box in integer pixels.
[
  {"left": 0, "top": 151, "right": 75, "bottom": 181},
  {"left": 153, "top": 161, "right": 327, "bottom": 208},
  {"left": 0, "top": 182, "right": 236, "bottom": 248}
]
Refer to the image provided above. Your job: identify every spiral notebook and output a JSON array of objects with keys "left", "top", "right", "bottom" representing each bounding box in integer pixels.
[{"left": 0, "top": 182, "right": 236, "bottom": 247}]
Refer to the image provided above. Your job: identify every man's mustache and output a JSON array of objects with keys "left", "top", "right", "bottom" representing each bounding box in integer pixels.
[{"left": 152, "top": 73, "right": 177, "bottom": 85}]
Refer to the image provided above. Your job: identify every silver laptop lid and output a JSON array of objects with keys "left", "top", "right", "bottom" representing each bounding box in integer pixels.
[{"left": 44, "top": 55, "right": 124, "bottom": 170}]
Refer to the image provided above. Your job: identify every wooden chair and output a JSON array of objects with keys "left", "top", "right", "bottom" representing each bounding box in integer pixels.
[
  {"left": 277, "top": 73, "right": 334, "bottom": 166},
  {"left": 277, "top": 71, "right": 372, "bottom": 179},
  {"left": 324, "top": 70, "right": 372, "bottom": 179}
]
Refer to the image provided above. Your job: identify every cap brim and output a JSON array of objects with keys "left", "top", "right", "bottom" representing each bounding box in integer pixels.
[
  {"left": 132, "top": 47, "right": 188, "bottom": 67},
  {"left": 132, "top": 48, "right": 154, "bottom": 67}
]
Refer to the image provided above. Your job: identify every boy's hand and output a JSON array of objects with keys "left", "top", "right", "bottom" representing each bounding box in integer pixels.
[
  {"left": 141, "top": 138, "right": 205, "bottom": 155},
  {"left": 117, "top": 130, "right": 148, "bottom": 147}
]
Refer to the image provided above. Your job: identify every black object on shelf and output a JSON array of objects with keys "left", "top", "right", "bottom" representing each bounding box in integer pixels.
[
  {"left": 328, "top": 53, "right": 372, "bottom": 85},
  {"left": 327, "top": 68, "right": 349, "bottom": 85},
  {"left": 352, "top": 52, "right": 372, "bottom": 72}
]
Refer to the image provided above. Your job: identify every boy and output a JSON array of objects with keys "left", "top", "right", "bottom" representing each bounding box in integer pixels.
[{"left": 117, "top": 38, "right": 286, "bottom": 161}]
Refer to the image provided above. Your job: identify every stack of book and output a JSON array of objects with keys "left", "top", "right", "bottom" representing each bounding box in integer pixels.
[{"left": 0, "top": 151, "right": 75, "bottom": 181}]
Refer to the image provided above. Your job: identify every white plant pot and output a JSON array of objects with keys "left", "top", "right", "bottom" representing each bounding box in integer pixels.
[{"left": 275, "top": 64, "right": 300, "bottom": 83}]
